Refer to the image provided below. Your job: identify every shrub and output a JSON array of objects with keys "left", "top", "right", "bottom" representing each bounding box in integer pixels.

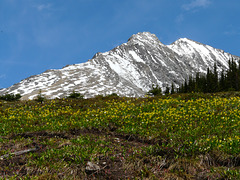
[
  {"left": 147, "top": 84, "right": 162, "bottom": 96},
  {"left": 35, "top": 90, "right": 45, "bottom": 103},
  {"left": 67, "top": 91, "right": 84, "bottom": 99},
  {"left": 0, "top": 93, "right": 22, "bottom": 101},
  {"left": 105, "top": 93, "right": 119, "bottom": 97}
]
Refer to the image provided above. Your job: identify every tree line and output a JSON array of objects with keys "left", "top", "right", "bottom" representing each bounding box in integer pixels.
[
  {"left": 178, "top": 59, "right": 240, "bottom": 93},
  {"left": 148, "top": 58, "right": 240, "bottom": 96}
]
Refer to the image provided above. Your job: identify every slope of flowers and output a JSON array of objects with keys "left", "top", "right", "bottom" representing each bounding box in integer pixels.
[{"left": 1, "top": 95, "right": 240, "bottom": 156}]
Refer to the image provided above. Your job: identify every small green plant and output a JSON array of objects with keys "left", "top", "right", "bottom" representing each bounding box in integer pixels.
[
  {"left": 147, "top": 84, "right": 162, "bottom": 96},
  {"left": 67, "top": 91, "right": 84, "bottom": 99},
  {"left": 165, "top": 86, "right": 170, "bottom": 95},
  {"left": 106, "top": 93, "right": 119, "bottom": 97},
  {"left": 35, "top": 90, "right": 45, "bottom": 103}
]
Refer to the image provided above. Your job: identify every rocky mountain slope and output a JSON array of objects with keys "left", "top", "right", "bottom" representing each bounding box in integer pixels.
[{"left": 0, "top": 32, "right": 239, "bottom": 99}]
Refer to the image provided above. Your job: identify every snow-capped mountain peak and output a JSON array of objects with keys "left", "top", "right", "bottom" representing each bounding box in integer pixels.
[
  {"left": 128, "top": 32, "right": 163, "bottom": 46},
  {"left": 168, "top": 37, "right": 233, "bottom": 69},
  {"left": 0, "top": 32, "right": 239, "bottom": 100}
]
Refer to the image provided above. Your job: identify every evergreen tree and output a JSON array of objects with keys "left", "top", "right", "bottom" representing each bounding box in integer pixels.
[
  {"left": 219, "top": 70, "right": 226, "bottom": 92},
  {"left": 188, "top": 75, "right": 194, "bottom": 92},
  {"left": 195, "top": 72, "right": 200, "bottom": 92},
  {"left": 171, "top": 83, "right": 175, "bottom": 94},
  {"left": 226, "top": 58, "right": 238, "bottom": 91},
  {"left": 213, "top": 63, "right": 219, "bottom": 92},
  {"left": 165, "top": 85, "right": 170, "bottom": 95},
  {"left": 206, "top": 68, "right": 211, "bottom": 92},
  {"left": 184, "top": 80, "right": 188, "bottom": 93}
]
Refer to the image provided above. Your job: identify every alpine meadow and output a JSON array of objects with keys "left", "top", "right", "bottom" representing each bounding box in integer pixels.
[
  {"left": 0, "top": 32, "right": 240, "bottom": 179},
  {"left": 0, "top": 92, "right": 240, "bottom": 179}
]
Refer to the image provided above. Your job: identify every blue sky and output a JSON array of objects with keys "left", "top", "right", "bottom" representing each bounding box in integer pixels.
[{"left": 0, "top": 0, "right": 240, "bottom": 88}]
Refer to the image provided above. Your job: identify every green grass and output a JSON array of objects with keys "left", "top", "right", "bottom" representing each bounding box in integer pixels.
[{"left": 0, "top": 92, "right": 240, "bottom": 179}]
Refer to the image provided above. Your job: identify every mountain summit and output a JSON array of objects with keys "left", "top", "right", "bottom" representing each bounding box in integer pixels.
[{"left": 1, "top": 32, "right": 239, "bottom": 99}]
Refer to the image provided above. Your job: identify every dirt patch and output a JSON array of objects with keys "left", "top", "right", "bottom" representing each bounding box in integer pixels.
[
  {"left": 1, "top": 128, "right": 150, "bottom": 179},
  {"left": 10, "top": 131, "right": 70, "bottom": 139}
]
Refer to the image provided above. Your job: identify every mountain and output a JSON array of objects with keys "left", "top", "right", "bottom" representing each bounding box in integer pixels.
[{"left": 0, "top": 32, "right": 239, "bottom": 100}]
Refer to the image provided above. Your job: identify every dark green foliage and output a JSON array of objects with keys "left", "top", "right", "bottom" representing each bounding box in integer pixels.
[
  {"left": 105, "top": 93, "right": 119, "bottom": 97},
  {"left": 219, "top": 70, "right": 226, "bottom": 92},
  {"left": 0, "top": 93, "right": 21, "bottom": 101},
  {"left": 67, "top": 91, "right": 84, "bottom": 99},
  {"left": 171, "top": 83, "right": 175, "bottom": 94},
  {"left": 35, "top": 94, "right": 45, "bottom": 103},
  {"left": 164, "top": 85, "right": 170, "bottom": 95},
  {"left": 147, "top": 84, "right": 162, "bottom": 96},
  {"left": 179, "top": 59, "right": 240, "bottom": 93},
  {"left": 226, "top": 59, "right": 239, "bottom": 91},
  {"left": 35, "top": 90, "right": 45, "bottom": 103}
]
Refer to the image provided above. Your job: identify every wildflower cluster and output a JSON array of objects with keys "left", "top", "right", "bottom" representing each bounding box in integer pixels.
[
  {"left": 1, "top": 95, "right": 240, "bottom": 179},
  {"left": 1, "top": 96, "right": 240, "bottom": 156}
]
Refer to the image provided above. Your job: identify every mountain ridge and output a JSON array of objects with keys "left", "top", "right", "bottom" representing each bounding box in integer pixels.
[{"left": 0, "top": 32, "right": 239, "bottom": 100}]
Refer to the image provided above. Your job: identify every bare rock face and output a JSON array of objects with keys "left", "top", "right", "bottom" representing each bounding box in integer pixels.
[{"left": 0, "top": 32, "right": 239, "bottom": 99}]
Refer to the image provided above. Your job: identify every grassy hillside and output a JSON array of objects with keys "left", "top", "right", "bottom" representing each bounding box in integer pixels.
[{"left": 0, "top": 93, "right": 240, "bottom": 179}]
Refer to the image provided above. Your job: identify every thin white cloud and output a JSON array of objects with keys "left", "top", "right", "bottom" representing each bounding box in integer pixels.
[
  {"left": 182, "top": 0, "right": 211, "bottom": 11},
  {"left": 35, "top": 3, "right": 52, "bottom": 11},
  {"left": 176, "top": 14, "right": 184, "bottom": 23},
  {"left": 0, "top": 74, "right": 6, "bottom": 79},
  {"left": 224, "top": 30, "right": 240, "bottom": 36},
  {"left": 224, "top": 25, "right": 240, "bottom": 36}
]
